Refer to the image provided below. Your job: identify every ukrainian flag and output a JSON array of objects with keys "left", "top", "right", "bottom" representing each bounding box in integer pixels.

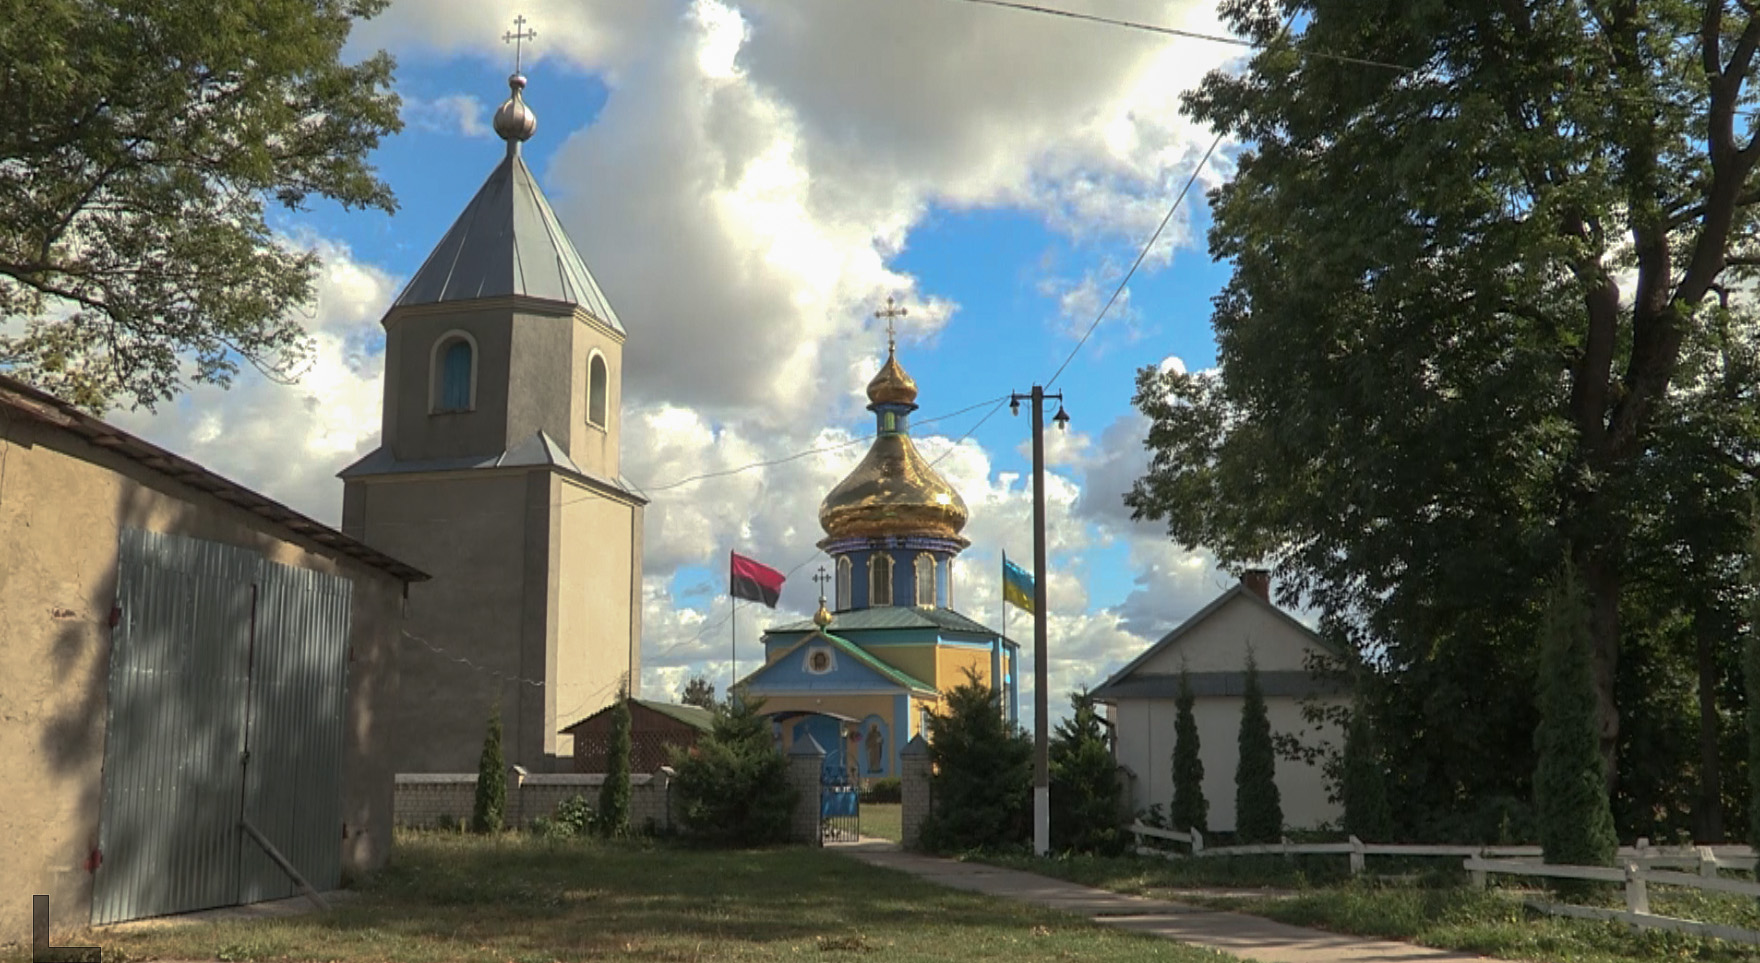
[{"left": 1002, "top": 552, "right": 1035, "bottom": 614}]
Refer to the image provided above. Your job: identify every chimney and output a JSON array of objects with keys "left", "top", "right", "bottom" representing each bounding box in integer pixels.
[{"left": 1241, "top": 568, "right": 1271, "bottom": 603}]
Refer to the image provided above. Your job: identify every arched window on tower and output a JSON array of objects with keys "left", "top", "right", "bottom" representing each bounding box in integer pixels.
[
  {"left": 836, "top": 556, "right": 852, "bottom": 610},
  {"left": 870, "top": 553, "right": 893, "bottom": 606},
  {"left": 432, "top": 333, "right": 476, "bottom": 413},
  {"left": 914, "top": 553, "right": 936, "bottom": 607},
  {"left": 588, "top": 353, "right": 609, "bottom": 428}
]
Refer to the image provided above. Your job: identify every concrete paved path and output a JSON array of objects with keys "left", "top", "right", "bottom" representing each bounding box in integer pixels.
[{"left": 837, "top": 843, "right": 1492, "bottom": 963}]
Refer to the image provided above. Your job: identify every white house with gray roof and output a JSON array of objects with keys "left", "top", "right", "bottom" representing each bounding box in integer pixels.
[{"left": 1093, "top": 571, "right": 1348, "bottom": 833}]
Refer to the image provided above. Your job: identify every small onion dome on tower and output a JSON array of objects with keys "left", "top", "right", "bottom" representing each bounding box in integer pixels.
[
  {"left": 493, "top": 73, "right": 537, "bottom": 144},
  {"left": 818, "top": 346, "right": 969, "bottom": 544}
]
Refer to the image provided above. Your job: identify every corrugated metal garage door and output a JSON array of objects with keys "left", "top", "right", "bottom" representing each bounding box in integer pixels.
[{"left": 92, "top": 529, "right": 355, "bottom": 925}]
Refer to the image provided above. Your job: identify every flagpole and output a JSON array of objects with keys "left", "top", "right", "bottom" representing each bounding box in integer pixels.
[{"left": 731, "top": 597, "right": 739, "bottom": 697}]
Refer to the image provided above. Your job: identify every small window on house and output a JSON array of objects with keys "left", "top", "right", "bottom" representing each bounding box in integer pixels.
[
  {"left": 434, "top": 336, "right": 474, "bottom": 412},
  {"left": 870, "top": 554, "right": 893, "bottom": 606},
  {"left": 914, "top": 553, "right": 936, "bottom": 607},
  {"left": 836, "top": 556, "right": 852, "bottom": 610},
  {"left": 588, "top": 353, "right": 609, "bottom": 428}
]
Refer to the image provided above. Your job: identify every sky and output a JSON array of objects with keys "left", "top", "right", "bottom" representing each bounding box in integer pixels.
[{"left": 109, "top": 0, "right": 1263, "bottom": 721}]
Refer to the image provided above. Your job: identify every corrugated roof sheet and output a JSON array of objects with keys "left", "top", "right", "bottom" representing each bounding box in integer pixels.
[
  {"left": 393, "top": 146, "right": 624, "bottom": 334},
  {"left": 0, "top": 375, "right": 427, "bottom": 583},
  {"left": 767, "top": 605, "right": 1000, "bottom": 636},
  {"left": 634, "top": 699, "right": 715, "bottom": 731}
]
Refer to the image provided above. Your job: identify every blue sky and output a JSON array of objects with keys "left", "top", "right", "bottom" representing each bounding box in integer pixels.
[{"left": 118, "top": 0, "right": 1257, "bottom": 711}]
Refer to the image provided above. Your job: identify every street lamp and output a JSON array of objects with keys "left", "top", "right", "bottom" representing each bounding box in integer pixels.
[{"left": 1009, "top": 384, "right": 1066, "bottom": 858}]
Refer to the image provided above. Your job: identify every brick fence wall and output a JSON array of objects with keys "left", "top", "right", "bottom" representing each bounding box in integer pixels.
[{"left": 395, "top": 770, "right": 678, "bottom": 833}]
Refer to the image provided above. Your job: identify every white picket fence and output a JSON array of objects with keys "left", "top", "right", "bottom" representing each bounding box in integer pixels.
[{"left": 1127, "top": 823, "right": 1760, "bottom": 946}]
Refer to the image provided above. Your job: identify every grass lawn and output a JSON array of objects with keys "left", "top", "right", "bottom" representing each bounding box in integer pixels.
[
  {"left": 986, "top": 852, "right": 1760, "bottom": 963},
  {"left": 861, "top": 802, "right": 901, "bottom": 842},
  {"left": 55, "top": 832, "right": 1237, "bottom": 963}
]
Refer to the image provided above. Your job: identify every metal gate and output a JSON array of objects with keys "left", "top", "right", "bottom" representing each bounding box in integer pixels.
[
  {"left": 821, "top": 744, "right": 861, "bottom": 843},
  {"left": 92, "top": 529, "right": 354, "bottom": 925}
]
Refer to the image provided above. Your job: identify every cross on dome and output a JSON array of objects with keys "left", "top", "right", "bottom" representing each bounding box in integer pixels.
[
  {"left": 874, "top": 296, "right": 908, "bottom": 352},
  {"left": 503, "top": 15, "right": 536, "bottom": 74}
]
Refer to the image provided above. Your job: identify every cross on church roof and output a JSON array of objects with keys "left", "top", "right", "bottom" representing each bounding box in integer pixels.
[
  {"left": 874, "top": 296, "right": 908, "bottom": 351},
  {"left": 812, "top": 565, "right": 832, "bottom": 596},
  {"left": 503, "top": 14, "right": 536, "bottom": 74}
]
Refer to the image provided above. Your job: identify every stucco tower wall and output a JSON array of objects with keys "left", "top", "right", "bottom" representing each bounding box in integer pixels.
[
  {"left": 344, "top": 470, "right": 537, "bottom": 770},
  {"left": 552, "top": 475, "right": 641, "bottom": 758}
]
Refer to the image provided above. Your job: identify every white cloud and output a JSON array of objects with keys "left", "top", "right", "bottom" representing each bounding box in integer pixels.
[{"left": 401, "top": 93, "right": 493, "bottom": 138}]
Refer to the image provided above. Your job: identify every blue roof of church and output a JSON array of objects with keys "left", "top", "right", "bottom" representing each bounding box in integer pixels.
[
  {"left": 742, "top": 630, "right": 938, "bottom": 695},
  {"left": 767, "top": 606, "right": 1005, "bottom": 638},
  {"left": 393, "top": 146, "right": 624, "bottom": 334}
]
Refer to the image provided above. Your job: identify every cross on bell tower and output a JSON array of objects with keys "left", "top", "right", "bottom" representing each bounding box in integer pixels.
[{"left": 503, "top": 14, "right": 536, "bottom": 73}]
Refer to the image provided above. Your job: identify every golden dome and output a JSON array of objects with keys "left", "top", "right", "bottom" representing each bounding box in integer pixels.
[
  {"left": 818, "top": 432, "right": 969, "bottom": 541},
  {"left": 866, "top": 349, "right": 918, "bottom": 406}
]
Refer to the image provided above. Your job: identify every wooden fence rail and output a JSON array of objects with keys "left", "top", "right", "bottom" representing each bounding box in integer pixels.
[{"left": 1466, "top": 856, "right": 1760, "bottom": 946}]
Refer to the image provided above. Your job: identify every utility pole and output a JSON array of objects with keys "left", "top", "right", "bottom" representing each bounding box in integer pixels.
[{"left": 1010, "top": 384, "right": 1068, "bottom": 857}]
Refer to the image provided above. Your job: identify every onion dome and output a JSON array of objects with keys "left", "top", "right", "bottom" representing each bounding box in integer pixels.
[
  {"left": 866, "top": 349, "right": 918, "bottom": 406},
  {"left": 493, "top": 74, "right": 537, "bottom": 143},
  {"left": 819, "top": 347, "right": 969, "bottom": 543}
]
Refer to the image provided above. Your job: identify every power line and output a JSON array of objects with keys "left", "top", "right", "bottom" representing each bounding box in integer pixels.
[
  {"left": 946, "top": 0, "right": 1412, "bottom": 72},
  {"left": 1045, "top": 127, "right": 1225, "bottom": 389}
]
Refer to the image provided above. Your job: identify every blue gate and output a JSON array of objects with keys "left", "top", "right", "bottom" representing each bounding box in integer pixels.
[{"left": 821, "top": 744, "right": 861, "bottom": 842}]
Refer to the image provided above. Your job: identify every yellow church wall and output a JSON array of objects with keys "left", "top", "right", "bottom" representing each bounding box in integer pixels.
[
  {"left": 867, "top": 643, "right": 938, "bottom": 687},
  {"left": 935, "top": 646, "right": 996, "bottom": 691},
  {"left": 553, "top": 474, "right": 642, "bottom": 759}
]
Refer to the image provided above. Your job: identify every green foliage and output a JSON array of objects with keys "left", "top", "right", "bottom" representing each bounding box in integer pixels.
[
  {"left": 1127, "top": 0, "right": 1760, "bottom": 840},
  {"left": 598, "top": 683, "right": 632, "bottom": 838},
  {"left": 1748, "top": 520, "right": 1760, "bottom": 849},
  {"left": 1171, "top": 666, "right": 1208, "bottom": 833},
  {"left": 671, "top": 693, "right": 795, "bottom": 846},
  {"left": 920, "top": 669, "right": 1032, "bottom": 852},
  {"left": 1049, "top": 688, "right": 1124, "bottom": 854},
  {"left": 1340, "top": 703, "right": 1392, "bottom": 841},
  {"left": 0, "top": 0, "right": 402, "bottom": 411},
  {"left": 529, "top": 794, "right": 595, "bottom": 839},
  {"left": 1535, "top": 564, "right": 1618, "bottom": 879},
  {"left": 472, "top": 709, "right": 506, "bottom": 835},
  {"left": 680, "top": 675, "right": 719, "bottom": 710},
  {"left": 862, "top": 777, "right": 902, "bottom": 803},
  {"left": 1234, "top": 652, "right": 1282, "bottom": 843}
]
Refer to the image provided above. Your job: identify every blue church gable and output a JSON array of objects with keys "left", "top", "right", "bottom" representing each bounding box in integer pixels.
[{"left": 742, "top": 634, "right": 924, "bottom": 694}]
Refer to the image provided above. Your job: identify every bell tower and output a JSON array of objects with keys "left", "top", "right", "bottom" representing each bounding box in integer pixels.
[{"left": 340, "top": 35, "right": 645, "bottom": 773}]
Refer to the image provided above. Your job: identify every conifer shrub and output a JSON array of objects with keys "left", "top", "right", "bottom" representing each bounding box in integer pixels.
[
  {"left": 472, "top": 708, "right": 507, "bottom": 834},
  {"left": 1340, "top": 703, "right": 1393, "bottom": 841},
  {"left": 1535, "top": 562, "right": 1617, "bottom": 893},
  {"left": 1171, "top": 665, "right": 1208, "bottom": 834},
  {"left": 672, "top": 692, "right": 796, "bottom": 846},
  {"left": 920, "top": 669, "right": 1032, "bottom": 852},
  {"left": 1049, "top": 688, "right": 1125, "bottom": 854},
  {"left": 1235, "top": 651, "right": 1283, "bottom": 843},
  {"left": 598, "top": 682, "right": 632, "bottom": 837}
]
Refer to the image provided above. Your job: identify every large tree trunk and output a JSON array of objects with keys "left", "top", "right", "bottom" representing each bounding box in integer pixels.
[{"left": 1696, "top": 608, "right": 1725, "bottom": 842}]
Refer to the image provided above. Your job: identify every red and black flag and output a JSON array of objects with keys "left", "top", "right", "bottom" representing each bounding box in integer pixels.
[{"left": 730, "top": 552, "right": 785, "bottom": 608}]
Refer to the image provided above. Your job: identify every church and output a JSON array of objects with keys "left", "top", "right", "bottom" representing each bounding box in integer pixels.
[
  {"left": 738, "top": 339, "right": 1019, "bottom": 779},
  {"left": 339, "top": 67, "right": 644, "bottom": 773}
]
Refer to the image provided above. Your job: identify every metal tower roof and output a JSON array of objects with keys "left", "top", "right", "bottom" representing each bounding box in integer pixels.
[{"left": 392, "top": 146, "right": 624, "bottom": 335}]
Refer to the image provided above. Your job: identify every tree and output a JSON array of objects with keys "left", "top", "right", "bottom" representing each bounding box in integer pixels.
[
  {"left": 1130, "top": 0, "right": 1760, "bottom": 819},
  {"left": 1340, "top": 701, "right": 1392, "bottom": 842},
  {"left": 1049, "top": 688, "right": 1124, "bottom": 854},
  {"left": 1235, "top": 651, "right": 1281, "bottom": 843},
  {"left": 1536, "top": 564, "right": 1618, "bottom": 871},
  {"left": 920, "top": 669, "right": 1032, "bottom": 852},
  {"left": 671, "top": 693, "right": 796, "bottom": 846},
  {"left": 680, "top": 676, "right": 718, "bottom": 710},
  {"left": 1171, "top": 665, "right": 1208, "bottom": 834},
  {"left": 0, "top": 0, "right": 401, "bottom": 411},
  {"left": 597, "top": 680, "right": 631, "bottom": 837},
  {"left": 472, "top": 708, "right": 506, "bottom": 834}
]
